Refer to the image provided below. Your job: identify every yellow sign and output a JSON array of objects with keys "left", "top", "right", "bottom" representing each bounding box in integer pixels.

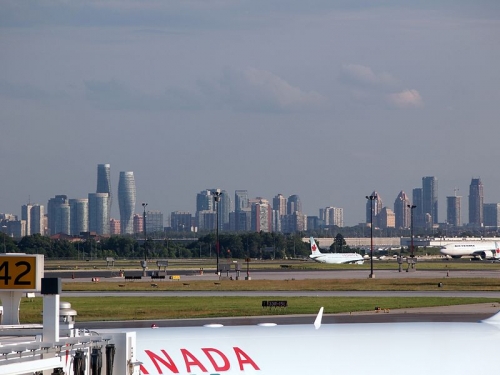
[{"left": 0, "top": 256, "right": 38, "bottom": 290}]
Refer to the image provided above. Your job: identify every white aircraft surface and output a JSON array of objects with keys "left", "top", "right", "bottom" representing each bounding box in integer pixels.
[
  {"left": 101, "top": 307, "right": 500, "bottom": 375},
  {"left": 309, "top": 237, "right": 364, "bottom": 264},
  {"left": 440, "top": 241, "right": 500, "bottom": 259}
]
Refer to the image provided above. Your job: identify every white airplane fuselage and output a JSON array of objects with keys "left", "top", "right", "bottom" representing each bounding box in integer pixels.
[
  {"left": 124, "top": 318, "right": 500, "bottom": 375},
  {"left": 440, "top": 241, "right": 500, "bottom": 259},
  {"left": 310, "top": 253, "right": 364, "bottom": 264}
]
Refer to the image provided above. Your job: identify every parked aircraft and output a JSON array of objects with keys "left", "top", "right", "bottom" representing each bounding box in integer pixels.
[
  {"left": 108, "top": 307, "right": 500, "bottom": 375},
  {"left": 440, "top": 241, "right": 500, "bottom": 260},
  {"left": 309, "top": 237, "right": 364, "bottom": 264}
]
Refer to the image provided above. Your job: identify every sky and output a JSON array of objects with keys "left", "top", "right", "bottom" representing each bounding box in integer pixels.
[{"left": 1, "top": 1, "right": 500, "bottom": 226}]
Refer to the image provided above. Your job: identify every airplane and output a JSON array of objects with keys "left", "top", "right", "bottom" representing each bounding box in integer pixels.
[
  {"left": 96, "top": 307, "right": 500, "bottom": 375},
  {"left": 309, "top": 237, "right": 364, "bottom": 264},
  {"left": 440, "top": 241, "right": 500, "bottom": 260}
]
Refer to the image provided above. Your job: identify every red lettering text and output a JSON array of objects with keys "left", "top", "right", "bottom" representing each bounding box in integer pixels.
[
  {"left": 181, "top": 349, "right": 208, "bottom": 373},
  {"left": 140, "top": 364, "right": 149, "bottom": 374},
  {"left": 145, "top": 349, "right": 179, "bottom": 374},
  {"left": 202, "top": 348, "right": 230, "bottom": 372},
  {"left": 234, "top": 347, "right": 260, "bottom": 371}
]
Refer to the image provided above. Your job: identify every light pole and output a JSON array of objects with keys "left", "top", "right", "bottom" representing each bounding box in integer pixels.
[
  {"left": 366, "top": 195, "right": 377, "bottom": 279},
  {"left": 142, "top": 202, "right": 148, "bottom": 276},
  {"left": 213, "top": 189, "right": 222, "bottom": 275},
  {"left": 408, "top": 204, "right": 417, "bottom": 259}
]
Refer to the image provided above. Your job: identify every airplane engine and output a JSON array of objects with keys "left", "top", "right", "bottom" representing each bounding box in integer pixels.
[{"left": 480, "top": 251, "right": 497, "bottom": 260}]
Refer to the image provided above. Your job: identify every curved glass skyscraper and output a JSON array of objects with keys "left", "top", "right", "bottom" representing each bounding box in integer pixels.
[
  {"left": 97, "top": 164, "right": 112, "bottom": 218},
  {"left": 118, "top": 171, "right": 136, "bottom": 235}
]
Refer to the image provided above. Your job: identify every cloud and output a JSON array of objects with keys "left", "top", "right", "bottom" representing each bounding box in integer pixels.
[
  {"left": 339, "top": 64, "right": 397, "bottom": 88},
  {"left": 199, "top": 67, "right": 327, "bottom": 113},
  {"left": 0, "top": 80, "right": 47, "bottom": 100},
  {"left": 387, "top": 89, "right": 423, "bottom": 108},
  {"left": 84, "top": 79, "right": 203, "bottom": 111}
]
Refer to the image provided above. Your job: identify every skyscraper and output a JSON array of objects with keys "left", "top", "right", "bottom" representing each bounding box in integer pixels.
[
  {"left": 412, "top": 188, "right": 424, "bottom": 228},
  {"left": 47, "top": 195, "right": 68, "bottom": 235},
  {"left": 97, "top": 163, "right": 112, "bottom": 224},
  {"left": 469, "top": 178, "right": 484, "bottom": 227},
  {"left": 324, "top": 207, "right": 344, "bottom": 227},
  {"left": 447, "top": 195, "right": 461, "bottom": 227},
  {"left": 422, "top": 176, "right": 438, "bottom": 225},
  {"left": 118, "top": 171, "right": 136, "bottom": 235},
  {"left": 251, "top": 198, "right": 272, "bottom": 232},
  {"left": 393, "top": 191, "right": 411, "bottom": 229},
  {"left": 234, "top": 190, "right": 249, "bottom": 212},
  {"left": 69, "top": 198, "right": 88, "bottom": 235},
  {"left": 88, "top": 193, "right": 110, "bottom": 235},
  {"left": 30, "top": 204, "right": 44, "bottom": 235},
  {"left": 287, "top": 195, "right": 302, "bottom": 215},
  {"left": 273, "top": 194, "right": 287, "bottom": 216},
  {"left": 484, "top": 203, "right": 500, "bottom": 229},
  {"left": 21, "top": 204, "right": 32, "bottom": 236}
]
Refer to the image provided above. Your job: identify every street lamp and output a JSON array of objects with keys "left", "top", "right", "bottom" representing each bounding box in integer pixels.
[
  {"left": 407, "top": 204, "right": 417, "bottom": 257},
  {"left": 142, "top": 202, "right": 148, "bottom": 276},
  {"left": 213, "top": 189, "right": 222, "bottom": 275},
  {"left": 365, "top": 195, "right": 377, "bottom": 279}
]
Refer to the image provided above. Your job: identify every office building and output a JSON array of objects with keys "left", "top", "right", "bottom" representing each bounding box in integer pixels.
[
  {"left": 412, "top": 188, "right": 424, "bottom": 228},
  {"left": 234, "top": 190, "right": 249, "bottom": 212},
  {"left": 88, "top": 193, "right": 110, "bottom": 235},
  {"left": 394, "top": 191, "right": 411, "bottom": 229},
  {"left": 69, "top": 198, "right": 88, "bottom": 235},
  {"left": 197, "top": 210, "right": 216, "bottom": 231},
  {"left": 447, "top": 195, "right": 462, "bottom": 227},
  {"left": 484, "top": 203, "right": 500, "bottom": 229},
  {"left": 422, "top": 176, "right": 438, "bottom": 225},
  {"left": 469, "top": 178, "right": 484, "bottom": 227},
  {"left": 118, "top": 171, "right": 136, "bottom": 235}
]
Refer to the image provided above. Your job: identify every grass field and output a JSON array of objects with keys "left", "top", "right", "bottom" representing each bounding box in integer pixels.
[{"left": 19, "top": 296, "right": 500, "bottom": 323}]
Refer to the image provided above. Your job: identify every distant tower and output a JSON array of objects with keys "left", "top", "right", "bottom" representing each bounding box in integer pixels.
[
  {"left": 97, "top": 164, "right": 112, "bottom": 222},
  {"left": 118, "top": 171, "right": 136, "bottom": 235},
  {"left": 21, "top": 204, "right": 33, "bottom": 236},
  {"left": 393, "top": 191, "right": 411, "bottom": 229},
  {"left": 30, "top": 205, "right": 45, "bottom": 235},
  {"left": 273, "top": 194, "right": 287, "bottom": 217},
  {"left": 447, "top": 195, "right": 461, "bottom": 227},
  {"left": 287, "top": 195, "right": 302, "bottom": 215},
  {"left": 69, "top": 198, "right": 88, "bottom": 235},
  {"left": 88, "top": 193, "right": 110, "bottom": 235},
  {"left": 234, "top": 190, "right": 249, "bottom": 212},
  {"left": 47, "top": 195, "right": 68, "bottom": 235},
  {"left": 469, "top": 178, "right": 484, "bottom": 227},
  {"left": 422, "top": 176, "right": 438, "bottom": 225}
]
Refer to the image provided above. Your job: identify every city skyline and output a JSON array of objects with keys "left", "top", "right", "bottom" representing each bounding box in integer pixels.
[{"left": 1, "top": 2, "right": 499, "bottom": 226}]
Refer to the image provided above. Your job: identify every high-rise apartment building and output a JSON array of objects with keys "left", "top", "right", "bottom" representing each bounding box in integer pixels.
[
  {"left": 171, "top": 211, "right": 192, "bottom": 232},
  {"left": 422, "top": 176, "right": 438, "bottom": 225},
  {"left": 287, "top": 195, "right": 302, "bottom": 215},
  {"left": 273, "top": 194, "right": 287, "bottom": 217},
  {"left": 251, "top": 198, "right": 272, "bottom": 232},
  {"left": 447, "top": 195, "right": 461, "bottom": 227},
  {"left": 484, "top": 203, "right": 500, "bottom": 229},
  {"left": 69, "top": 198, "right": 88, "bottom": 235},
  {"left": 379, "top": 207, "right": 395, "bottom": 228},
  {"left": 55, "top": 203, "right": 70, "bottom": 235},
  {"left": 133, "top": 214, "right": 143, "bottom": 234},
  {"left": 469, "top": 178, "right": 484, "bottom": 227},
  {"left": 393, "top": 191, "right": 411, "bottom": 229},
  {"left": 47, "top": 195, "right": 68, "bottom": 235},
  {"left": 30, "top": 204, "right": 45, "bottom": 235},
  {"left": 234, "top": 190, "right": 249, "bottom": 212},
  {"left": 146, "top": 211, "right": 164, "bottom": 234},
  {"left": 109, "top": 218, "right": 121, "bottom": 235},
  {"left": 96, "top": 163, "right": 112, "bottom": 226},
  {"left": 118, "top": 171, "right": 136, "bottom": 235},
  {"left": 88, "top": 193, "right": 110, "bottom": 235},
  {"left": 21, "top": 204, "right": 32, "bottom": 236},
  {"left": 324, "top": 207, "right": 343, "bottom": 227}
]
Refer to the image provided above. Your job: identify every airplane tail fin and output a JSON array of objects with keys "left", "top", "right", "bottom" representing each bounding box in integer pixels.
[
  {"left": 310, "top": 237, "right": 322, "bottom": 256},
  {"left": 495, "top": 242, "right": 500, "bottom": 259}
]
